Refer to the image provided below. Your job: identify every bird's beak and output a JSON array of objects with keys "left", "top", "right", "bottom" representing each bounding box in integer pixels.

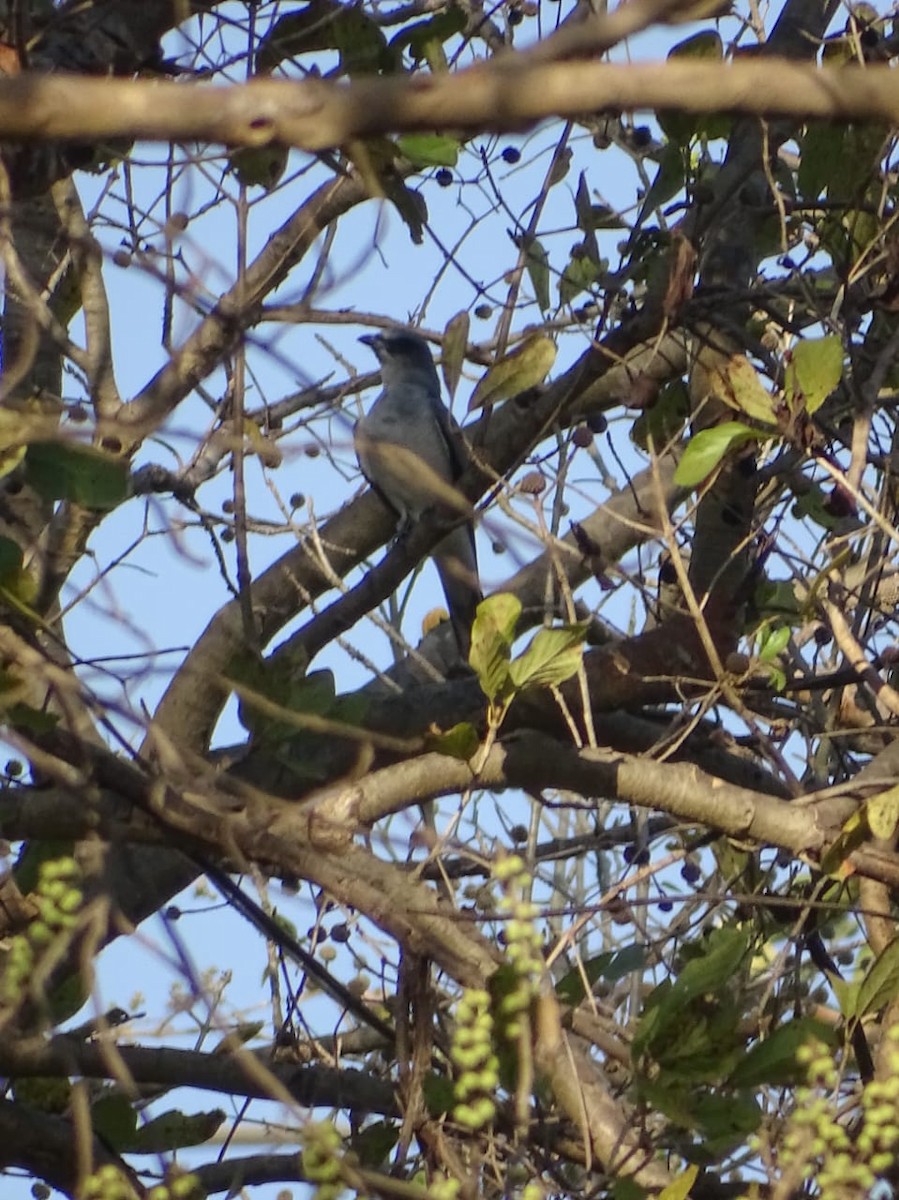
[{"left": 359, "top": 334, "right": 383, "bottom": 352}]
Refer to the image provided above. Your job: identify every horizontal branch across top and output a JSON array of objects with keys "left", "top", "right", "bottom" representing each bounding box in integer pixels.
[{"left": 2, "top": 59, "right": 897, "bottom": 152}]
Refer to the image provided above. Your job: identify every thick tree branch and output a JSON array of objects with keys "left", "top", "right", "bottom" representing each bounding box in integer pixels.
[
  {"left": 0, "top": 1039, "right": 398, "bottom": 1114},
  {"left": 0, "top": 60, "right": 897, "bottom": 150}
]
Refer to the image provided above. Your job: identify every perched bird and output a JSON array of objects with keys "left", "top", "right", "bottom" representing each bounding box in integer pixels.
[{"left": 355, "top": 330, "right": 482, "bottom": 656}]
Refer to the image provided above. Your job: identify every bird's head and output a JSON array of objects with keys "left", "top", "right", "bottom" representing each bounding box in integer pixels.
[{"left": 359, "top": 330, "right": 440, "bottom": 391}]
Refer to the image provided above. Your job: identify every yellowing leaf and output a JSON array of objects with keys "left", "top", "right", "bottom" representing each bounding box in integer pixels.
[
  {"left": 785, "top": 335, "right": 843, "bottom": 414},
  {"left": 509, "top": 623, "right": 588, "bottom": 691},
  {"left": 469, "top": 593, "right": 521, "bottom": 703},
  {"left": 867, "top": 784, "right": 899, "bottom": 840},
  {"left": 0, "top": 443, "right": 26, "bottom": 481},
  {"left": 691, "top": 329, "right": 777, "bottom": 427},
  {"left": 668, "top": 30, "right": 723, "bottom": 58},
  {"left": 660, "top": 1164, "right": 699, "bottom": 1200},
  {"left": 441, "top": 311, "right": 469, "bottom": 400},
  {"left": 718, "top": 356, "right": 777, "bottom": 425},
  {"left": 559, "top": 251, "right": 604, "bottom": 307},
  {"left": 469, "top": 335, "right": 556, "bottom": 412}
]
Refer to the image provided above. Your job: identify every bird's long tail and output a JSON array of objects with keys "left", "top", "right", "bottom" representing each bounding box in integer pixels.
[{"left": 433, "top": 523, "right": 482, "bottom": 659}]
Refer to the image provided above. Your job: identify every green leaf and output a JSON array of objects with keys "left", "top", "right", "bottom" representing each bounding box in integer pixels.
[
  {"left": 397, "top": 134, "right": 460, "bottom": 169},
  {"left": 351, "top": 1120, "right": 399, "bottom": 1168},
  {"left": 126, "top": 1109, "right": 225, "bottom": 1153},
  {"left": 675, "top": 928, "right": 750, "bottom": 998},
  {"left": 798, "top": 122, "right": 844, "bottom": 201},
  {"left": 441, "top": 310, "right": 469, "bottom": 400},
  {"left": 0, "top": 537, "right": 23, "bottom": 578},
  {"left": 692, "top": 1090, "right": 761, "bottom": 1153},
  {"left": 469, "top": 334, "right": 556, "bottom": 411},
  {"left": 390, "top": 6, "right": 467, "bottom": 68},
  {"left": 233, "top": 663, "right": 336, "bottom": 741},
  {"left": 758, "top": 624, "right": 790, "bottom": 662},
  {"left": 791, "top": 483, "right": 842, "bottom": 532},
  {"left": 257, "top": 2, "right": 392, "bottom": 75},
  {"left": 658, "top": 32, "right": 723, "bottom": 144},
  {"left": 867, "top": 784, "right": 899, "bottom": 841},
  {"left": 752, "top": 578, "right": 801, "bottom": 621},
  {"left": 91, "top": 1094, "right": 139, "bottom": 1150},
  {"left": 634, "top": 927, "right": 750, "bottom": 1058},
  {"left": 422, "top": 1073, "right": 455, "bottom": 1116},
  {"left": 387, "top": 178, "right": 428, "bottom": 246},
  {"left": 855, "top": 936, "right": 899, "bottom": 1020},
  {"left": 574, "top": 170, "right": 594, "bottom": 233},
  {"left": 556, "top": 945, "right": 646, "bottom": 1005},
  {"left": 559, "top": 250, "right": 605, "bottom": 307},
  {"left": 785, "top": 336, "right": 843, "bottom": 414},
  {"left": 469, "top": 594, "right": 521, "bottom": 703},
  {"left": 588, "top": 204, "right": 627, "bottom": 230},
  {"left": 574, "top": 171, "right": 601, "bottom": 264},
  {"left": 631, "top": 380, "right": 690, "bottom": 451},
  {"left": 674, "top": 422, "right": 757, "bottom": 487},
  {"left": 229, "top": 144, "right": 289, "bottom": 190},
  {"left": 509, "top": 623, "right": 588, "bottom": 691},
  {"left": 522, "top": 237, "right": 551, "bottom": 313},
  {"left": 640, "top": 144, "right": 686, "bottom": 216},
  {"left": 728, "top": 1019, "right": 836, "bottom": 1088},
  {"left": 25, "top": 443, "right": 128, "bottom": 509},
  {"left": 427, "top": 721, "right": 479, "bottom": 760},
  {"left": 611, "top": 1182, "right": 647, "bottom": 1200}
]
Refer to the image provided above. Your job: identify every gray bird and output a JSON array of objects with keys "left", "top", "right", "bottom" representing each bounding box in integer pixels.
[{"left": 355, "top": 330, "right": 482, "bottom": 657}]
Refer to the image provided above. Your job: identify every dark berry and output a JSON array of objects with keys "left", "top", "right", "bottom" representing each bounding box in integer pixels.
[
  {"left": 502, "top": 146, "right": 521, "bottom": 164},
  {"left": 681, "top": 861, "right": 701, "bottom": 885},
  {"left": 435, "top": 167, "right": 453, "bottom": 188}
]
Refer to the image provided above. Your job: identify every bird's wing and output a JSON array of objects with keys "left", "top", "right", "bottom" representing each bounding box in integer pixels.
[{"left": 427, "top": 393, "right": 471, "bottom": 485}]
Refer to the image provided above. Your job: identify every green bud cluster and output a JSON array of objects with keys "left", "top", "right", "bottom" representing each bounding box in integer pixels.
[
  {"left": 773, "top": 1034, "right": 899, "bottom": 1195},
  {"left": 450, "top": 987, "right": 499, "bottom": 1130},
  {"left": 854, "top": 1026, "right": 899, "bottom": 1179},
  {"left": 495, "top": 855, "right": 542, "bottom": 1034},
  {"left": 301, "top": 1119, "right": 344, "bottom": 1200},
  {"left": 2, "top": 856, "right": 82, "bottom": 1002},
  {"left": 79, "top": 1164, "right": 139, "bottom": 1200},
  {"left": 429, "top": 1174, "right": 461, "bottom": 1200},
  {"left": 146, "top": 1171, "right": 203, "bottom": 1200}
]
